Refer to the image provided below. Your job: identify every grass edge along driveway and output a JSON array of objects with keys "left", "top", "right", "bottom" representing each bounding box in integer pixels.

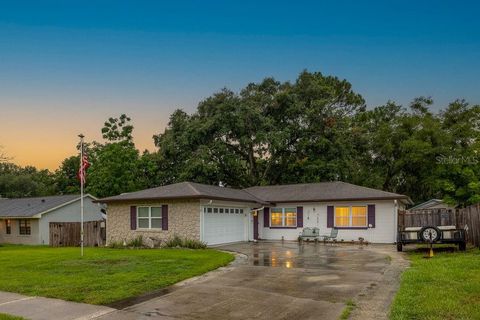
[
  {"left": 389, "top": 248, "right": 480, "bottom": 320},
  {"left": 0, "top": 245, "right": 233, "bottom": 305},
  {"left": 0, "top": 314, "right": 26, "bottom": 320}
]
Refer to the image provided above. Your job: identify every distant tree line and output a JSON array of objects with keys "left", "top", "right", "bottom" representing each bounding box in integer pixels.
[{"left": 1, "top": 71, "right": 479, "bottom": 206}]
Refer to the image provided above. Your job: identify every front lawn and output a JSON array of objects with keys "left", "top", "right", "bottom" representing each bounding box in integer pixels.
[
  {"left": 0, "top": 314, "right": 26, "bottom": 320},
  {"left": 390, "top": 248, "right": 480, "bottom": 320},
  {"left": 0, "top": 245, "right": 233, "bottom": 305}
]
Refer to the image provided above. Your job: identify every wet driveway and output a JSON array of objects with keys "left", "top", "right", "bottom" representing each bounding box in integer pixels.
[{"left": 99, "top": 242, "right": 404, "bottom": 320}]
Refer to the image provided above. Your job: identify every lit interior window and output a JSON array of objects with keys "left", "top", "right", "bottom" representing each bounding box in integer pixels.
[
  {"left": 335, "top": 207, "right": 349, "bottom": 227},
  {"left": 351, "top": 206, "right": 367, "bottom": 226},
  {"left": 270, "top": 208, "right": 283, "bottom": 227}
]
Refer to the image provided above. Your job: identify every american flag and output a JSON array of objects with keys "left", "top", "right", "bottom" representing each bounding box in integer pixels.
[{"left": 78, "top": 149, "right": 90, "bottom": 184}]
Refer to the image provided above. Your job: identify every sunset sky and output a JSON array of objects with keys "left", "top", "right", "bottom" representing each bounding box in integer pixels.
[{"left": 1, "top": 1, "right": 479, "bottom": 170}]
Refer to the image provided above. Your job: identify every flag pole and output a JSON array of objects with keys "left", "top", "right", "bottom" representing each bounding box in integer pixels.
[{"left": 79, "top": 134, "right": 85, "bottom": 257}]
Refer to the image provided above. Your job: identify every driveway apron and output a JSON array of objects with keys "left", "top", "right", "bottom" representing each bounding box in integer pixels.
[{"left": 99, "top": 241, "right": 402, "bottom": 320}]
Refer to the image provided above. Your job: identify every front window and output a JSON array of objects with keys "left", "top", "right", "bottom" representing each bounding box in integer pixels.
[
  {"left": 352, "top": 206, "right": 367, "bottom": 226},
  {"left": 137, "top": 207, "right": 163, "bottom": 229},
  {"left": 5, "top": 220, "right": 11, "bottom": 234},
  {"left": 19, "top": 220, "right": 31, "bottom": 235},
  {"left": 335, "top": 206, "right": 367, "bottom": 227},
  {"left": 270, "top": 208, "right": 297, "bottom": 228},
  {"left": 271, "top": 208, "right": 283, "bottom": 227},
  {"left": 285, "top": 208, "right": 297, "bottom": 227},
  {"left": 335, "top": 207, "right": 349, "bottom": 227}
]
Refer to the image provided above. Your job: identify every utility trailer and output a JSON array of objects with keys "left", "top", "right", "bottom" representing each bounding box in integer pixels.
[{"left": 397, "top": 225, "right": 467, "bottom": 252}]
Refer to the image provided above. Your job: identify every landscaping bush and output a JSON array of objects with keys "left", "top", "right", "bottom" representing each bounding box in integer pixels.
[
  {"left": 164, "top": 235, "right": 207, "bottom": 249},
  {"left": 164, "top": 235, "right": 183, "bottom": 248},
  {"left": 127, "top": 236, "right": 144, "bottom": 248},
  {"left": 108, "top": 240, "right": 125, "bottom": 249},
  {"left": 108, "top": 235, "right": 207, "bottom": 249},
  {"left": 182, "top": 238, "right": 207, "bottom": 249},
  {"left": 108, "top": 236, "right": 144, "bottom": 249}
]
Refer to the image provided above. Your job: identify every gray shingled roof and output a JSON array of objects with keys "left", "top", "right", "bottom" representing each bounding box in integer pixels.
[
  {"left": 244, "top": 181, "right": 411, "bottom": 203},
  {"left": 99, "top": 181, "right": 410, "bottom": 204},
  {"left": 409, "top": 199, "right": 444, "bottom": 210},
  {"left": 99, "top": 182, "right": 267, "bottom": 204},
  {"left": 0, "top": 195, "right": 83, "bottom": 218}
]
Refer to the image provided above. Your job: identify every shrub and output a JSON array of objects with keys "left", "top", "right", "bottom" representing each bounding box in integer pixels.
[
  {"left": 164, "top": 235, "right": 207, "bottom": 249},
  {"left": 127, "top": 236, "right": 144, "bottom": 248},
  {"left": 108, "top": 236, "right": 144, "bottom": 249},
  {"left": 164, "top": 235, "right": 183, "bottom": 248},
  {"left": 182, "top": 238, "right": 207, "bottom": 249},
  {"left": 108, "top": 240, "right": 126, "bottom": 249}
]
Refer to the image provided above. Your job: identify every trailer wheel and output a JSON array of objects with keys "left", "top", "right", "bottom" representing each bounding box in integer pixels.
[
  {"left": 419, "top": 226, "right": 441, "bottom": 242},
  {"left": 396, "top": 242, "right": 403, "bottom": 252},
  {"left": 459, "top": 242, "right": 466, "bottom": 251}
]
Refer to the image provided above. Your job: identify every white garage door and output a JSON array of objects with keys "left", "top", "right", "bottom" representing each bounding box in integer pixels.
[{"left": 203, "top": 207, "right": 247, "bottom": 245}]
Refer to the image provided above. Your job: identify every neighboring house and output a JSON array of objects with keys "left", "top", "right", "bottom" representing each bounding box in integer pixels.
[
  {"left": 409, "top": 199, "right": 456, "bottom": 211},
  {"left": 0, "top": 194, "right": 104, "bottom": 245},
  {"left": 100, "top": 181, "right": 412, "bottom": 245}
]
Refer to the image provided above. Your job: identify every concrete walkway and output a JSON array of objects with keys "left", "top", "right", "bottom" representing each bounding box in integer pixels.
[{"left": 0, "top": 291, "right": 115, "bottom": 320}]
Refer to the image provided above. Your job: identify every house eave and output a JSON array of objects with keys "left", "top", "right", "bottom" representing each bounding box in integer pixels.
[
  {"left": 96, "top": 195, "right": 268, "bottom": 206},
  {"left": 266, "top": 196, "right": 413, "bottom": 205},
  {"left": 0, "top": 216, "right": 41, "bottom": 219}
]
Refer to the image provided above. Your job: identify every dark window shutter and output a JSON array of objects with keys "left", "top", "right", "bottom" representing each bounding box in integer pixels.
[
  {"left": 368, "top": 204, "right": 375, "bottom": 228},
  {"left": 327, "top": 206, "right": 334, "bottom": 228},
  {"left": 130, "top": 206, "right": 137, "bottom": 230},
  {"left": 162, "top": 205, "right": 168, "bottom": 230},
  {"left": 297, "top": 207, "right": 303, "bottom": 227},
  {"left": 263, "top": 207, "right": 270, "bottom": 227}
]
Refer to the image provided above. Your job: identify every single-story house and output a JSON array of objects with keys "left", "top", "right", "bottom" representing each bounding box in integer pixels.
[
  {"left": 0, "top": 194, "right": 104, "bottom": 245},
  {"left": 409, "top": 199, "right": 456, "bottom": 211},
  {"left": 99, "top": 181, "right": 412, "bottom": 245}
]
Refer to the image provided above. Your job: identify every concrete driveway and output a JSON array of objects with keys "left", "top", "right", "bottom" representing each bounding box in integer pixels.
[{"left": 99, "top": 241, "right": 408, "bottom": 320}]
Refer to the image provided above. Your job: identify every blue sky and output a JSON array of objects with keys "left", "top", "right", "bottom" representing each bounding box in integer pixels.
[{"left": 0, "top": 1, "right": 479, "bottom": 169}]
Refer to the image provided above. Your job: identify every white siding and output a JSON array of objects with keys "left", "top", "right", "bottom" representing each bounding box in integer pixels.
[{"left": 259, "top": 200, "right": 398, "bottom": 243}]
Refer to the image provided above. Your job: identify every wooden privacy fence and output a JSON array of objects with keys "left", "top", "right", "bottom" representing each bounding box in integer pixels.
[
  {"left": 456, "top": 204, "right": 480, "bottom": 248},
  {"left": 398, "top": 208, "right": 456, "bottom": 228},
  {"left": 398, "top": 203, "right": 480, "bottom": 247},
  {"left": 49, "top": 220, "right": 106, "bottom": 247}
]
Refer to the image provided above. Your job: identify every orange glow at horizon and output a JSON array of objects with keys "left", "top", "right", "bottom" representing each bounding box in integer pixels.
[{"left": 1, "top": 106, "right": 170, "bottom": 171}]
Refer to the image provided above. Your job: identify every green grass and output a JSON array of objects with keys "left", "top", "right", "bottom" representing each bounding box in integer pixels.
[
  {"left": 390, "top": 248, "right": 480, "bottom": 320},
  {"left": 0, "top": 313, "right": 26, "bottom": 320},
  {"left": 339, "top": 299, "right": 356, "bottom": 320},
  {"left": 0, "top": 245, "right": 233, "bottom": 305}
]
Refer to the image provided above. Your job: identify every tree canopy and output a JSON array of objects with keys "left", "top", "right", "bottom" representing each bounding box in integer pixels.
[{"left": 1, "top": 70, "right": 479, "bottom": 206}]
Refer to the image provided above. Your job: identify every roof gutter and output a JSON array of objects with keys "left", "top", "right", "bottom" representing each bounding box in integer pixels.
[
  {"left": 265, "top": 196, "right": 413, "bottom": 205},
  {"left": 96, "top": 195, "right": 269, "bottom": 206},
  {"left": 0, "top": 216, "right": 41, "bottom": 219}
]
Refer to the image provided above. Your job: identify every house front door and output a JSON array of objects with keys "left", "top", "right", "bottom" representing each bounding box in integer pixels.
[{"left": 253, "top": 213, "right": 259, "bottom": 240}]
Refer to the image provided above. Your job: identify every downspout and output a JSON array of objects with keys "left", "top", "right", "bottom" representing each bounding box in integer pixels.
[{"left": 394, "top": 199, "right": 398, "bottom": 243}]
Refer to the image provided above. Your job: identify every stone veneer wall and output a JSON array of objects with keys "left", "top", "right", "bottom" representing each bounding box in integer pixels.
[{"left": 106, "top": 199, "right": 201, "bottom": 245}]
